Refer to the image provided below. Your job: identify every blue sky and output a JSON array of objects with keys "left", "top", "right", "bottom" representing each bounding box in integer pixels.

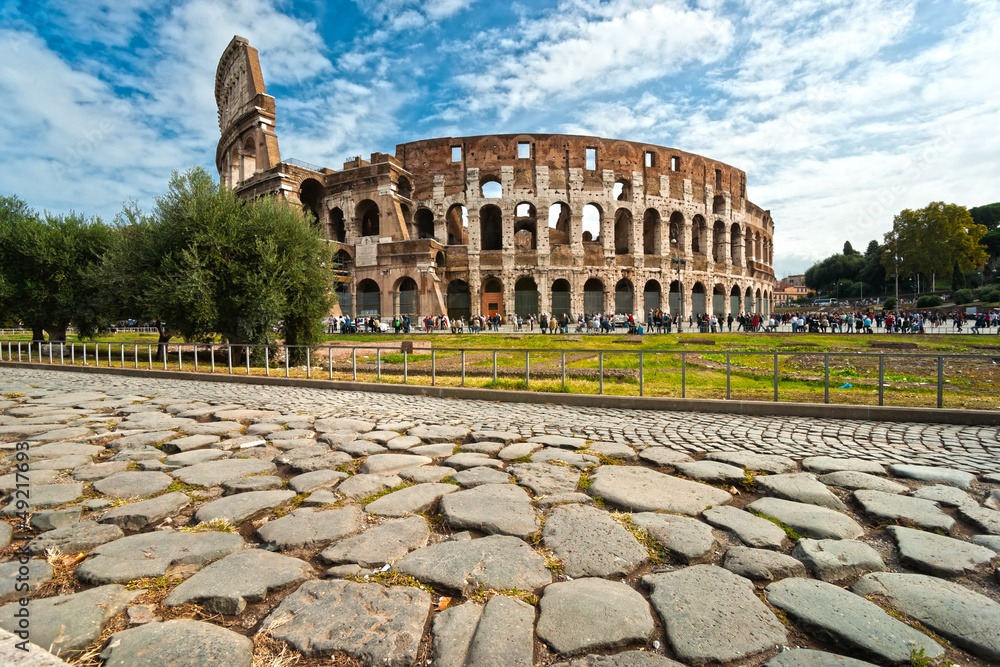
[{"left": 2, "top": 0, "right": 998, "bottom": 277}]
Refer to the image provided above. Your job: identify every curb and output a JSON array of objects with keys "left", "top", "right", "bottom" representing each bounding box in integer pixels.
[{"left": 3, "top": 361, "right": 999, "bottom": 425}]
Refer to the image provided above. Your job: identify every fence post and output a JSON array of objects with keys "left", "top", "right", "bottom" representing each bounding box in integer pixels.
[
  {"left": 263, "top": 346, "right": 269, "bottom": 376},
  {"left": 60, "top": 342, "right": 64, "bottom": 366},
  {"left": 599, "top": 352, "right": 603, "bottom": 395},
  {"left": 681, "top": 352, "right": 686, "bottom": 399},
  {"left": 193, "top": 344, "right": 198, "bottom": 372},
  {"left": 726, "top": 353, "right": 731, "bottom": 400},
  {"left": 431, "top": 350, "right": 436, "bottom": 386},
  {"left": 461, "top": 350, "right": 466, "bottom": 386},
  {"left": 147, "top": 344, "right": 152, "bottom": 369},
  {"left": 284, "top": 346, "right": 288, "bottom": 377},
  {"left": 377, "top": 349, "right": 381, "bottom": 380},
  {"left": 937, "top": 356, "right": 944, "bottom": 408},
  {"left": 352, "top": 348, "right": 357, "bottom": 381},
  {"left": 493, "top": 351, "right": 497, "bottom": 386},
  {"left": 178, "top": 344, "right": 182, "bottom": 371},
  {"left": 18, "top": 341, "right": 23, "bottom": 363},
  {"left": 403, "top": 349, "right": 408, "bottom": 384},
  {"left": 878, "top": 356, "right": 884, "bottom": 406},
  {"left": 824, "top": 354, "right": 830, "bottom": 404},
  {"left": 211, "top": 345, "right": 215, "bottom": 373},
  {"left": 561, "top": 351, "right": 566, "bottom": 391},
  {"left": 48, "top": 342, "right": 52, "bottom": 365},
  {"left": 639, "top": 352, "right": 644, "bottom": 397},
  {"left": 227, "top": 344, "right": 232, "bottom": 374},
  {"left": 71, "top": 342, "right": 74, "bottom": 365},
  {"left": 133, "top": 344, "right": 137, "bottom": 369},
  {"left": 773, "top": 353, "right": 779, "bottom": 402},
  {"left": 246, "top": 346, "right": 250, "bottom": 375},
  {"left": 525, "top": 350, "right": 530, "bottom": 390},
  {"left": 328, "top": 347, "right": 333, "bottom": 380},
  {"left": 306, "top": 347, "right": 311, "bottom": 379}
]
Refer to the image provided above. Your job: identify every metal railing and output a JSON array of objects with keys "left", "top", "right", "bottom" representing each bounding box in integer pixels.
[{"left": 2, "top": 339, "right": 995, "bottom": 410}]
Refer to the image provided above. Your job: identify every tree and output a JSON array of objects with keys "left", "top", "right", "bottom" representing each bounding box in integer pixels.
[
  {"left": 951, "top": 260, "right": 965, "bottom": 290},
  {"left": 94, "top": 168, "right": 334, "bottom": 362},
  {"left": 970, "top": 202, "right": 1000, "bottom": 231},
  {"left": 881, "top": 202, "right": 988, "bottom": 284},
  {"left": 0, "top": 196, "right": 113, "bottom": 343},
  {"left": 843, "top": 240, "right": 856, "bottom": 255},
  {"left": 858, "top": 239, "right": 887, "bottom": 294},
  {"left": 804, "top": 252, "right": 864, "bottom": 294}
]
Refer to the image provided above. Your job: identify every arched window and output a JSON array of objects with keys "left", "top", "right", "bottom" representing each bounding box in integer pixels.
[
  {"left": 692, "top": 215, "right": 706, "bottom": 256},
  {"left": 514, "top": 277, "right": 539, "bottom": 317},
  {"left": 415, "top": 208, "right": 435, "bottom": 240},
  {"left": 712, "top": 194, "right": 725, "bottom": 215},
  {"left": 397, "top": 176, "right": 413, "bottom": 200},
  {"left": 730, "top": 224, "right": 742, "bottom": 264},
  {"left": 435, "top": 251, "right": 445, "bottom": 267},
  {"left": 744, "top": 287, "right": 753, "bottom": 313},
  {"left": 446, "top": 204, "right": 468, "bottom": 245},
  {"left": 299, "top": 179, "right": 325, "bottom": 230},
  {"left": 713, "top": 221, "right": 726, "bottom": 263},
  {"left": 668, "top": 211, "right": 684, "bottom": 252},
  {"left": 551, "top": 279, "right": 571, "bottom": 316},
  {"left": 331, "top": 207, "right": 346, "bottom": 242},
  {"left": 333, "top": 250, "right": 352, "bottom": 278},
  {"left": 730, "top": 285, "right": 741, "bottom": 315},
  {"left": 481, "top": 178, "right": 502, "bottom": 199},
  {"left": 614, "top": 209, "right": 632, "bottom": 255},
  {"left": 615, "top": 279, "right": 633, "bottom": 315},
  {"left": 357, "top": 200, "right": 380, "bottom": 237},
  {"left": 613, "top": 178, "right": 632, "bottom": 201},
  {"left": 643, "top": 280, "right": 661, "bottom": 313},
  {"left": 479, "top": 205, "right": 503, "bottom": 251},
  {"left": 356, "top": 279, "right": 381, "bottom": 316},
  {"left": 548, "top": 202, "right": 570, "bottom": 245},
  {"left": 669, "top": 281, "right": 683, "bottom": 316},
  {"left": 395, "top": 277, "right": 419, "bottom": 319},
  {"left": 582, "top": 204, "right": 602, "bottom": 243},
  {"left": 643, "top": 209, "right": 661, "bottom": 255},
  {"left": 241, "top": 137, "right": 257, "bottom": 181},
  {"left": 691, "top": 282, "right": 707, "bottom": 316},
  {"left": 713, "top": 284, "right": 726, "bottom": 316},
  {"left": 583, "top": 278, "right": 604, "bottom": 315},
  {"left": 514, "top": 203, "right": 537, "bottom": 250}
]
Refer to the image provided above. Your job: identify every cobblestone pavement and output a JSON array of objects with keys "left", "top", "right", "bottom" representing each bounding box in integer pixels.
[
  {"left": 1, "top": 366, "right": 999, "bottom": 666},
  {"left": 3, "top": 367, "right": 999, "bottom": 473}
]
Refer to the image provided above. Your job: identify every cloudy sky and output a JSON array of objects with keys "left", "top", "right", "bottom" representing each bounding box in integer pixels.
[{"left": 2, "top": 0, "right": 998, "bottom": 276}]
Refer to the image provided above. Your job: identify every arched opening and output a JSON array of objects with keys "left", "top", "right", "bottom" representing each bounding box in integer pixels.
[
  {"left": 730, "top": 285, "right": 741, "bottom": 315},
  {"left": 669, "top": 281, "right": 682, "bottom": 316},
  {"left": 551, "top": 279, "right": 571, "bottom": 317},
  {"left": 643, "top": 280, "right": 661, "bottom": 314},
  {"left": 395, "top": 277, "right": 419, "bottom": 319},
  {"left": 613, "top": 178, "right": 632, "bottom": 202},
  {"left": 446, "top": 204, "right": 468, "bottom": 245},
  {"left": 335, "top": 282, "right": 352, "bottom": 317},
  {"left": 481, "top": 177, "right": 502, "bottom": 199},
  {"left": 357, "top": 199, "right": 380, "bottom": 238},
  {"left": 614, "top": 208, "right": 632, "bottom": 255},
  {"left": 584, "top": 278, "right": 604, "bottom": 315},
  {"left": 514, "top": 277, "right": 539, "bottom": 317},
  {"left": 415, "top": 208, "right": 435, "bottom": 240},
  {"left": 514, "top": 203, "right": 537, "bottom": 250},
  {"left": 691, "top": 282, "right": 706, "bottom": 316},
  {"left": 615, "top": 278, "right": 634, "bottom": 315},
  {"left": 744, "top": 287, "right": 753, "bottom": 313},
  {"left": 241, "top": 137, "right": 257, "bottom": 180},
  {"left": 229, "top": 147, "right": 239, "bottom": 187},
  {"left": 713, "top": 194, "right": 725, "bottom": 215},
  {"left": 668, "top": 211, "right": 684, "bottom": 255},
  {"left": 356, "top": 279, "right": 381, "bottom": 316},
  {"left": 397, "top": 176, "right": 413, "bottom": 200},
  {"left": 713, "top": 284, "right": 726, "bottom": 316},
  {"left": 763, "top": 290, "right": 770, "bottom": 316},
  {"left": 730, "top": 224, "right": 742, "bottom": 264},
  {"left": 692, "top": 215, "right": 706, "bottom": 256},
  {"left": 479, "top": 204, "right": 503, "bottom": 251},
  {"left": 482, "top": 278, "right": 503, "bottom": 318},
  {"left": 755, "top": 288, "right": 762, "bottom": 314},
  {"left": 333, "top": 250, "right": 353, "bottom": 278},
  {"left": 434, "top": 251, "right": 445, "bottom": 267},
  {"left": 330, "top": 207, "right": 346, "bottom": 242},
  {"left": 582, "top": 204, "right": 601, "bottom": 243},
  {"left": 713, "top": 220, "right": 726, "bottom": 263},
  {"left": 299, "top": 179, "right": 325, "bottom": 229},
  {"left": 447, "top": 280, "right": 471, "bottom": 320},
  {"left": 643, "top": 209, "right": 661, "bottom": 255},
  {"left": 548, "top": 202, "right": 570, "bottom": 244}
]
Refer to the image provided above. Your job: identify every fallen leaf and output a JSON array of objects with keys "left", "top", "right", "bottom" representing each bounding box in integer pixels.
[{"left": 438, "top": 596, "right": 452, "bottom": 611}]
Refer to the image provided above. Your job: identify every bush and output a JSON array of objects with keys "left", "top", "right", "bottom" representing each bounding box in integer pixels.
[
  {"left": 883, "top": 297, "right": 897, "bottom": 310},
  {"left": 979, "top": 289, "right": 1000, "bottom": 304},
  {"left": 952, "top": 289, "right": 975, "bottom": 305},
  {"left": 916, "top": 295, "right": 943, "bottom": 308}
]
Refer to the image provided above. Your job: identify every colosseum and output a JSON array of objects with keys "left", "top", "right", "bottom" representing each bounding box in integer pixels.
[{"left": 215, "top": 36, "right": 777, "bottom": 324}]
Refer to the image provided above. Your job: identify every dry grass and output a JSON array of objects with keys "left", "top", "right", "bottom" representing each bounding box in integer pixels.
[{"left": 179, "top": 518, "right": 235, "bottom": 533}]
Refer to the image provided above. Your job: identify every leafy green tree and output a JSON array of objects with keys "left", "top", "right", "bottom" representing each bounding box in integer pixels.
[
  {"left": 0, "top": 196, "right": 113, "bottom": 343},
  {"left": 804, "top": 252, "right": 864, "bottom": 294},
  {"left": 952, "top": 260, "right": 966, "bottom": 290},
  {"left": 843, "top": 240, "right": 856, "bottom": 255},
  {"left": 970, "top": 202, "right": 1000, "bottom": 231},
  {"left": 882, "top": 202, "right": 988, "bottom": 284},
  {"left": 94, "top": 168, "right": 333, "bottom": 362},
  {"left": 983, "top": 228, "right": 1000, "bottom": 257},
  {"left": 859, "top": 240, "right": 887, "bottom": 294},
  {"left": 952, "top": 289, "right": 974, "bottom": 305}
]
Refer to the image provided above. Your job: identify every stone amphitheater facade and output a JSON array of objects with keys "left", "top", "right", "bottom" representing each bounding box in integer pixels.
[{"left": 216, "top": 36, "right": 777, "bottom": 322}]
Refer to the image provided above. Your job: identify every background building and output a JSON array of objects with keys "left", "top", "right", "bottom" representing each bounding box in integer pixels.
[{"left": 215, "top": 36, "right": 777, "bottom": 322}]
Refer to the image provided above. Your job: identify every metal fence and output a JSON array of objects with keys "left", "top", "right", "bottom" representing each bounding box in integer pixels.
[{"left": 2, "top": 339, "right": 995, "bottom": 410}]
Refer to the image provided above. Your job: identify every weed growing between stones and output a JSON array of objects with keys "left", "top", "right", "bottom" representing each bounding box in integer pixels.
[
  {"left": 511, "top": 455, "right": 533, "bottom": 464},
  {"left": 541, "top": 549, "right": 565, "bottom": 575},
  {"left": 740, "top": 469, "right": 758, "bottom": 492},
  {"left": 335, "top": 460, "right": 362, "bottom": 475},
  {"left": 2, "top": 392, "right": 25, "bottom": 398},
  {"left": 748, "top": 509, "right": 802, "bottom": 541},
  {"left": 582, "top": 451, "right": 623, "bottom": 466},
  {"left": 439, "top": 476, "right": 461, "bottom": 486},
  {"left": 577, "top": 473, "right": 593, "bottom": 491},
  {"left": 125, "top": 462, "right": 141, "bottom": 471},
  {"left": 469, "top": 587, "right": 539, "bottom": 606},
  {"left": 180, "top": 518, "right": 235, "bottom": 533},
  {"left": 592, "top": 496, "right": 606, "bottom": 508},
  {"left": 347, "top": 570, "right": 434, "bottom": 595},
  {"left": 125, "top": 574, "right": 184, "bottom": 591},
  {"left": 357, "top": 483, "right": 415, "bottom": 506},
  {"left": 610, "top": 512, "right": 665, "bottom": 564}
]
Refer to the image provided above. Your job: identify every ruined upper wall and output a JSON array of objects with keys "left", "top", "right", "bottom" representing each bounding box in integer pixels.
[
  {"left": 395, "top": 134, "right": 748, "bottom": 203},
  {"left": 215, "top": 36, "right": 271, "bottom": 134}
]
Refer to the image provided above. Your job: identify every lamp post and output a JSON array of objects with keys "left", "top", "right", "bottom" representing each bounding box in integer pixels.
[{"left": 671, "top": 237, "right": 686, "bottom": 333}]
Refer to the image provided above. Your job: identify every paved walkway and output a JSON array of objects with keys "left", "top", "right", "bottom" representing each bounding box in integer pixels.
[{"left": 3, "top": 367, "right": 998, "bottom": 473}]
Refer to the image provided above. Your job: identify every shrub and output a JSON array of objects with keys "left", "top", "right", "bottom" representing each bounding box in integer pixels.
[
  {"left": 882, "top": 297, "right": 897, "bottom": 310},
  {"left": 979, "top": 289, "right": 1000, "bottom": 304},
  {"left": 916, "top": 295, "right": 943, "bottom": 308},
  {"left": 952, "top": 289, "right": 974, "bottom": 305}
]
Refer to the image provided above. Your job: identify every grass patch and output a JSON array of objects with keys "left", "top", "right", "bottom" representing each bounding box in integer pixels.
[
  {"left": 358, "top": 482, "right": 414, "bottom": 506},
  {"left": 748, "top": 509, "right": 802, "bottom": 541},
  {"left": 469, "top": 587, "right": 539, "bottom": 606},
  {"left": 511, "top": 455, "right": 533, "bottom": 464},
  {"left": 740, "top": 469, "right": 758, "bottom": 493},
  {"left": 610, "top": 511, "right": 665, "bottom": 564},
  {"left": 1, "top": 392, "right": 25, "bottom": 398},
  {"left": 179, "top": 518, "right": 235, "bottom": 533},
  {"left": 576, "top": 473, "right": 593, "bottom": 491},
  {"left": 125, "top": 574, "right": 183, "bottom": 591},
  {"left": 347, "top": 570, "right": 434, "bottom": 594}
]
